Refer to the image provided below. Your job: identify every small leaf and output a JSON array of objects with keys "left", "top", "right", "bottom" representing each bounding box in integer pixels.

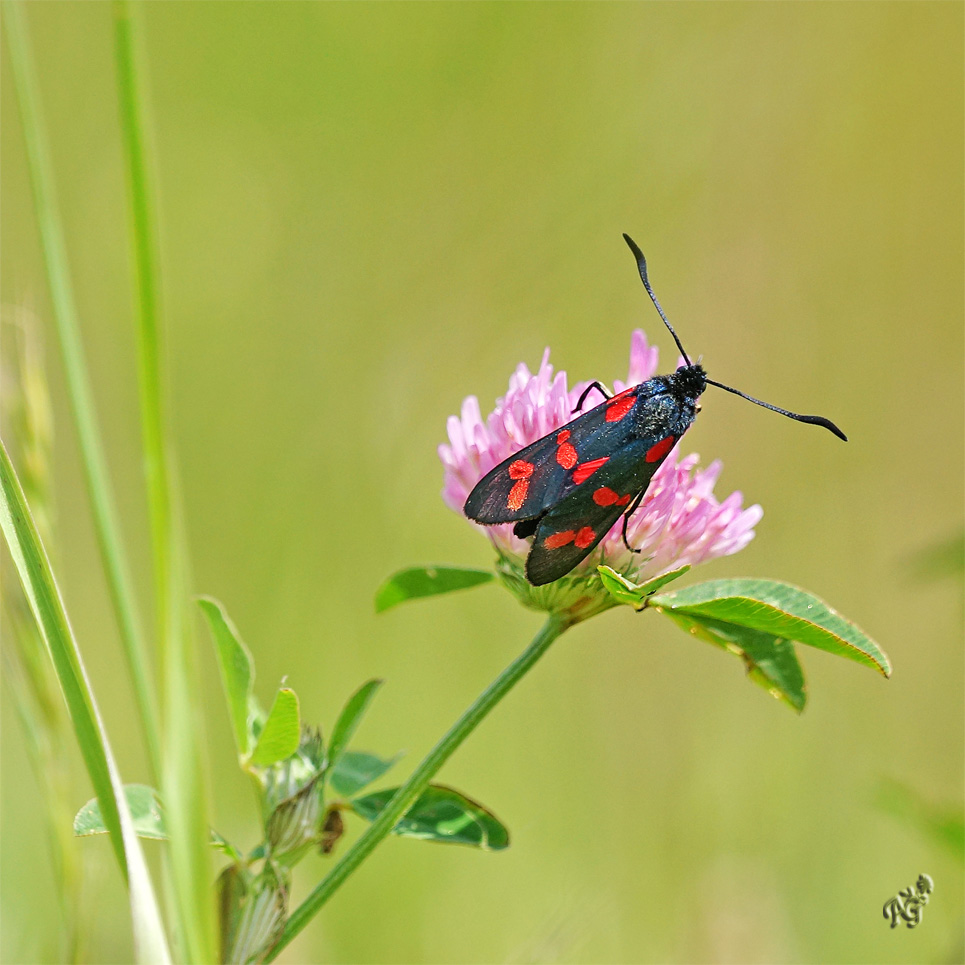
[
  {"left": 598, "top": 564, "right": 690, "bottom": 609},
  {"left": 74, "top": 784, "right": 167, "bottom": 840},
  {"left": 249, "top": 688, "right": 300, "bottom": 766},
  {"left": 327, "top": 679, "right": 383, "bottom": 771},
  {"left": 662, "top": 612, "right": 807, "bottom": 712},
  {"left": 75, "top": 787, "right": 241, "bottom": 853},
  {"left": 650, "top": 578, "right": 890, "bottom": 676},
  {"left": 352, "top": 784, "right": 509, "bottom": 851},
  {"left": 198, "top": 597, "right": 255, "bottom": 755},
  {"left": 329, "top": 750, "right": 401, "bottom": 798},
  {"left": 375, "top": 565, "right": 494, "bottom": 613}
]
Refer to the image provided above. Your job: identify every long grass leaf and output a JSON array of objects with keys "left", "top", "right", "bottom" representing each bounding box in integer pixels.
[
  {"left": 112, "top": 3, "right": 215, "bottom": 959},
  {"left": 0, "top": 440, "right": 171, "bottom": 963},
  {"left": 1, "top": 0, "right": 160, "bottom": 779}
]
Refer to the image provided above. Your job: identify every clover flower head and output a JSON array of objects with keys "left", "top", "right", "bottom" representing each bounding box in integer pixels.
[{"left": 439, "top": 331, "right": 762, "bottom": 619}]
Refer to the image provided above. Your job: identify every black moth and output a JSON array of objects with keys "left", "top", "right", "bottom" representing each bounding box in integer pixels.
[{"left": 464, "top": 234, "right": 846, "bottom": 587}]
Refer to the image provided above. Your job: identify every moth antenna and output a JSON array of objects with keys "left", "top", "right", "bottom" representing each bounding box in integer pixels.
[
  {"left": 623, "top": 233, "right": 692, "bottom": 366},
  {"left": 705, "top": 378, "right": 848, "bottom": 441}
]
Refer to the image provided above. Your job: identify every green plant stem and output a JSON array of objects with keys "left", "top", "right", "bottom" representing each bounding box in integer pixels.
[
  {"left": 112, "top": 3, "right": 215, "bottom": 961},
  {"left": 267, "top": 614, "right": 571, "bottom": 959},
  {"left": 2, "top": 0, "right": 160, "bottom": 780}
]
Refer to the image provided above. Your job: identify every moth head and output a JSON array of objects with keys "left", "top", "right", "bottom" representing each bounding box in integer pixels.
[{"left": 671, "top": 363, "right": 707, "bottom": 402}]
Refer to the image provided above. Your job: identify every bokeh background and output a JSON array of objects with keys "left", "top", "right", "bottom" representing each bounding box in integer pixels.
[{"left": 2, "top": 3, "right": 962, "bottom": 963}]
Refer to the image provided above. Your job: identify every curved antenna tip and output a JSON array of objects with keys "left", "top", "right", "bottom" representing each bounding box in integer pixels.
[
  {"left": 622, "top": 232, "right": 644, "bottom": 261},
  {"left": 706, "top": 378, "right": 848, "bottom": 441},
  {"left": 802, "top": 415, "right": 848, "bottom": 442},
  {"left": 621, "top": 233, "right": 690, "bottom": 365}
]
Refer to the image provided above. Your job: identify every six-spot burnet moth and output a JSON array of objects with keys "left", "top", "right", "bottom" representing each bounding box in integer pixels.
[{"left": 464, "top": 234, "right": 847, "bottom": 587}]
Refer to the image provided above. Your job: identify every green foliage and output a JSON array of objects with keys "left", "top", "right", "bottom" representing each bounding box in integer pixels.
[
  {"left": 329, "top": 751, "right": 401, "bottom": 799},
  {"left": 73, "top": 785, "right": 245, "bottom": 863},
  {"left": 74, "top": 785, "right": 166, "bottom": 841},
  {"left": 327, "top": 678, "right": 383, "bottom": 771},
  {"left": 353, "top": 784, "right": 510, "bottom": 851},
  {"left": 249, "top": 689, "right": 300, "bottom": 767},
  {"left": 1, "top": 0, "right": 161, "bottom": 785},
  {"left": 375, "top": 565, "right": 494, "bottom": 612},
  {"left": 196, "top": 598, "right": 510, "bottom": 963},
  {"left": 0, "top": 440, "right": 170, "bottom": 961},
  {"left": 1, "top": 310, "right": 85, "bottom": 962},
  {"left": 0, "top": 439, "right": 118, "bottom": 867},
  {"left": 649, "top": 578, "right": 890, "bottom": 676},
  {"left": 198, "top": 597, "right": 256, "bottom": 757},
  {"left": 112, "top": 3, "right": 215, "bottom": 957},
  {"left": 599, "top": 572, "right": 888, "bottom": 712},
  {"left": 668, "top": 614, "right": 807, "bottom": 712},
  {"left": 5, "top": 2, "right": 959, "bottom": 962}
]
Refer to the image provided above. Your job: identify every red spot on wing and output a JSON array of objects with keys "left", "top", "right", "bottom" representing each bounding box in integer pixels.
[
  {"left": 605, "top": 392, "right": 636, "bottom": 423},
  {"left": 508, "top": 460, "right": 534, "bottom": 480},
  {"left": 507, "top": 479, "right": 529, "bottom": 511},
  {"left": 645, "top": 435, "right": 676, "bottom": 463},
  {"left": 574, "top": 527, "right": 596, "bottom": 549},
  {"left": 556, "top": 429, "right": 571, "bottom": 444},
  {"left": 593, "top": 486, "right": 633, "bottom": 507},
  {"left": 556, "top": 442, "right": 578, "bottom": 469},
  {"left": 544, "top": 530, "right": 575, "bottom": 549},
  {"left": 572, "top": 457, "right": 609, "bottom": 485}
]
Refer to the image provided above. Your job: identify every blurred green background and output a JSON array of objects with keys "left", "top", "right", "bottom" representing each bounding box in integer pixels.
[{"left": 2, "top": 3, "right": 962, "bottom": 963}]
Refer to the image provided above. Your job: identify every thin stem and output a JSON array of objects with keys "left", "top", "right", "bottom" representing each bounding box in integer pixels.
[
  {"left": 2, "top": 0, "right": 161, "bottom": 779},
  {"left": 267, "top": 614, "right": 571, "bottom": 960},
  {"left": 113, "top": 3, "right": 214, "bottom": 960}
]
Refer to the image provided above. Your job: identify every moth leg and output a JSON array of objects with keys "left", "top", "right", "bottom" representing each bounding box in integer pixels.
[
  {"left": 620, "top": 491, "right": 647, "bottom": 553},
  {"left": 572, "top": 381, "right": 611, "bottom": 414}
]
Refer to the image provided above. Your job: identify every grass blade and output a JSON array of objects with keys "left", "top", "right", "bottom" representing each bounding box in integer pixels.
[
  {"left": 113, "top": 2, "right": 215, "bottom": 958},
  {"left": 2, "top": 0, "right": 160, "bottom": 779},
  {"left": 0, "top": 440, "right": 171, "bottom": 963}
]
